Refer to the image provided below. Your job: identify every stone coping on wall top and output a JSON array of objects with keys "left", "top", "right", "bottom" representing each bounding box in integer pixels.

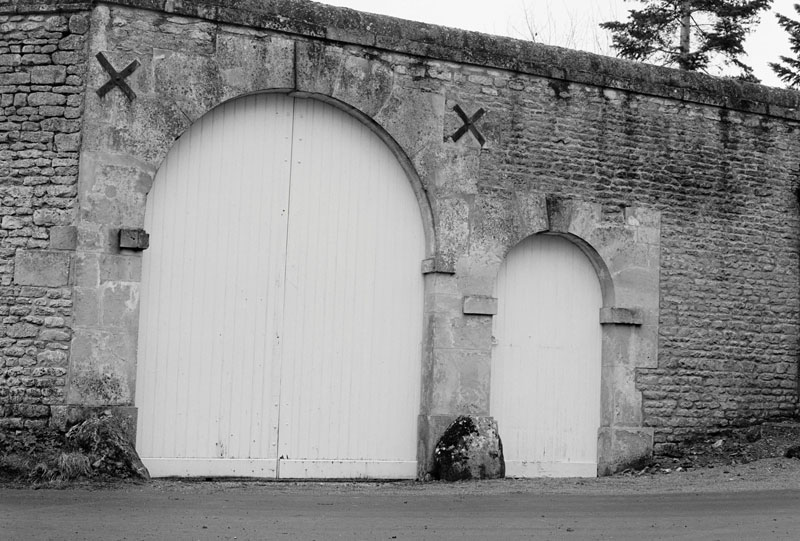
[
  {"left": 5, "top": 0, "right": 800, "bottom": 119},
  {"left": 1, "top": 0, "right": 92, "bottom": 13}
]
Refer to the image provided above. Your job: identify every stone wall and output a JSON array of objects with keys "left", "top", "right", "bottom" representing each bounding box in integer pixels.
[
  {"left": 458, "top": 73, "right": 800, "bottom": 446},
  {"left": 2, "top": 0, "right": 799, "bottom": 470},
  {"left": 0, "top": 9, "right": 88, "bottom": 428}
]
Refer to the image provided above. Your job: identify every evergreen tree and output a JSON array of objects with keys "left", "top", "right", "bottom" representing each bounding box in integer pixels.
[
  {"left": 769, "top": 3, "right": 800, "bottom": 88},
  {"left": 601, "top": 1, "right": 772, "bottom": 81}
]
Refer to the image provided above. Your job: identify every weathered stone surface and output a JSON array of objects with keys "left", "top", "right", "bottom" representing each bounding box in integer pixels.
[
  {"left": 14, "top": 250, "right": 71, "bottom": 287},
  {"left": 32, "top": 65, "right": 67, "bottom": 83},
  {"left": 68, "top": 13, "right": 90, "bottom": 34},
  {"left": 4, "top": 0, "right": 800, "bottom": 474},
  {"left": 431, "top": 349, "right": 491, "bottom": 415},
  {"left": 99, "top": 254, "right": 142, "bottom": 283},
  {"left": 216, "top": 32, "right": 294, "bottom": 98},
  {"left": 295, "top": 42, "right": 395, "bottom": 118},
  {"left": 99, "top": 281, "right": 139, "bottom": 329},
  {"left": 34, "top": 208, "right": 72, "bottom": 227},
  {"left": 600, "top": 307, "right": 643, "bottom": 326},
  {"left": 433, "top": 415, "right": 504, "bottom": 481},
  {"left": 67, "top": 328, "right": 136, "bottom": 406},
  {"left": 66, "top": 410, "right": 150, "bottom": 480},
  {"left": 49, "top": 225, "right": 78, "bottom": 250},
  {"left": 462, "top": 296, "right": 497, "bottom": 316},
  {"left": 49, "top": 405, "right": 68, "bottom": 430},
  {"left": 598, "top": 427, "right": 654, "bottom": 475},
  {"left": 80, "top": 160, "right": 152, "bottom": 226},
  {"left": 54, "top": 132, "right": 80, "bottom": 152}
]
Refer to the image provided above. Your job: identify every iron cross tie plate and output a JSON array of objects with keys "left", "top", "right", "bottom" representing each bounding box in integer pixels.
[
  {"left": 451, "top": 104, "right": 486, "bottom": 147},
  {"left": 96, "top": 52, "right": 140, "bottom": 101}
]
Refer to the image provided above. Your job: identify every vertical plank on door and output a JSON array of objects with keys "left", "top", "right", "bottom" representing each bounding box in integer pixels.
[{"left": 136, "top": 94, "right": 294, "bottom": 477}]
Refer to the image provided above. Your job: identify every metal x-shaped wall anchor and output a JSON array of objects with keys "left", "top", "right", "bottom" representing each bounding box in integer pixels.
[
  {"left": 96, "top": 52, "right": 140, "bottom": 101},
  {"left": 450, "top": 104, "right": 486, "bottom": 147}
]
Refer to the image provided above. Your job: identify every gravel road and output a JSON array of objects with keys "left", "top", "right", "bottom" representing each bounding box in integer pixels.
[{"left": 2, "top": 457, "right": 799, "bottom": 540}]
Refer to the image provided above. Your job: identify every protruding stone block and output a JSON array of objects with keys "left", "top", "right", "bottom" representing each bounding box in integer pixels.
[
  {"left": 600, "top": 307, "right": 643, "bottom": 326},
  {"left": 118, "top": 228, "right": 149, "bottom": 250},
  {"left": 421, "top": 258, "right": 436, "bottom": 274},
  {"left": 433, "top": 415, "right": 505, "bottom": 481},
  {"left": 462, "top": 295, "right": 497, "bottom": 315},
  {"left": 14, "top": 250, "right": 71, "bottom": 287}
]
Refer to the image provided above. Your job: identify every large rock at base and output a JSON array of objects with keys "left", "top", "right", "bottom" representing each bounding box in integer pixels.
[
  {"left": 433, "top": 415, "right": 505, "bottom": 481},
  {"left": 65, "top": 411, "right": 150, "bottom": 480}
]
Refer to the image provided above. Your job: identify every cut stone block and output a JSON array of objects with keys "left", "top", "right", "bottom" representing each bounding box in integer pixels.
[
  {"left": 600, "top": 307, "right": 643, "bottom": 326},
  {"left": 462, "top": 295, "right": 497, "bottom": 315},
  {"left": 49, "top": 225, "right": 78, "bottom": 250},
  {"left": 14, "top": 250, "right": 71, "bottom": 287}
]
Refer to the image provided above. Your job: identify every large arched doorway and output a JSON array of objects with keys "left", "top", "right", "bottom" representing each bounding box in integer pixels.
[
  {"left": 135, "top": 93, "right": 426, "bottom": 478},
  {"left": 491, "top": 233, "right": 603, "bottom": 477}
]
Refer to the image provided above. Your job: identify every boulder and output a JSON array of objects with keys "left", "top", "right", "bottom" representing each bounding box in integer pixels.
[
  {"left": 65, "top": 411, "right": 150, "bottom": 480},
  {"left": 433, "top": 415, "right": 504, "bottom": 481}
]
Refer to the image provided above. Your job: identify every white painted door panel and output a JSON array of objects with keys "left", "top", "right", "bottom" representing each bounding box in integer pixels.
[
  {"left": 136, "top": 94, "right": 424, "bottom": 478},
  {"left": 278, "top": 98, "right": 424, "bottom": 477},
  {"left": 491, "top": 234, "right": 602, "bottom": 478},
  {"left": 136, "top": 94, "right": 293, "bottom": 476}
]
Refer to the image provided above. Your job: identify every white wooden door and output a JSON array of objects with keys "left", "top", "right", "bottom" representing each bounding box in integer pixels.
[
  {"left": 276, "top": 99, "right": 425, "bottom": 478},
  {"left": 136, "top": 94, "right": 425, "bottom": 479},
  {"left": 491, "top": 234, "right": 602, "bottom": 477}
]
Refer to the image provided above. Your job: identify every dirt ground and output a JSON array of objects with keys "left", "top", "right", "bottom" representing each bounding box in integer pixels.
[
  {"left": 4, "top": 453, "right": 800, "bottom": 497},
  {"left": 3, "top": 421, "right": 800, "bottom": 540},
  {"left": 145, "top": 455, "right": 800, "bottom": 496},
  {"left": 3, "top": 421, "right": 800, "bottom": 493},
  {"left": 4, "top": 437, "right": 800, "bottom": 539}
]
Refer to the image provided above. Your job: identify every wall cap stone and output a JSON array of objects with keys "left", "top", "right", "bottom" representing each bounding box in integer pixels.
[
  {"left": 1, "top": 0, "right": 91, "bottom": 13},
  {"left": 10, "top": 0, "right": 796, "bottom": 118}
]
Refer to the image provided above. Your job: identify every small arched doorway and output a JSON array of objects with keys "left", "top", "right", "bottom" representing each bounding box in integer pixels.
[
  {"left": 491, "top": 233, "right": 603, "bottom": 477},
  {"left": 135, "top": 93, "right": 427, "bottom": 478}
]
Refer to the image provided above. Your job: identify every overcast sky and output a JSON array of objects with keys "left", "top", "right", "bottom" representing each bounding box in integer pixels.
[{"left": 317, "top": 0, "right": 796, "bottom": 88}]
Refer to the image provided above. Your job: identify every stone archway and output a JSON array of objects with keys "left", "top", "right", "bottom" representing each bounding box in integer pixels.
[{"left": 477, "top": 197, "right": 662, "bottom": 476}]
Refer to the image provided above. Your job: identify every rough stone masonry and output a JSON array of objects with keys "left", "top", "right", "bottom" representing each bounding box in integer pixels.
[
  {"left": 0, "top": 5, "right": 87, "bottom": 431},
  {"left": 1, "top": 0, "right": 800, "bottom": 476}
]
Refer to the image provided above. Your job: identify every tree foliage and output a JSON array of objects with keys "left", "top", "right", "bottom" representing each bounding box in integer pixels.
[
  {"left": 769, "top": 3, "right": 800, "bottom": 88},
  {"left": 601, "top": 0, "right": 772, "bottom": 80}
]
